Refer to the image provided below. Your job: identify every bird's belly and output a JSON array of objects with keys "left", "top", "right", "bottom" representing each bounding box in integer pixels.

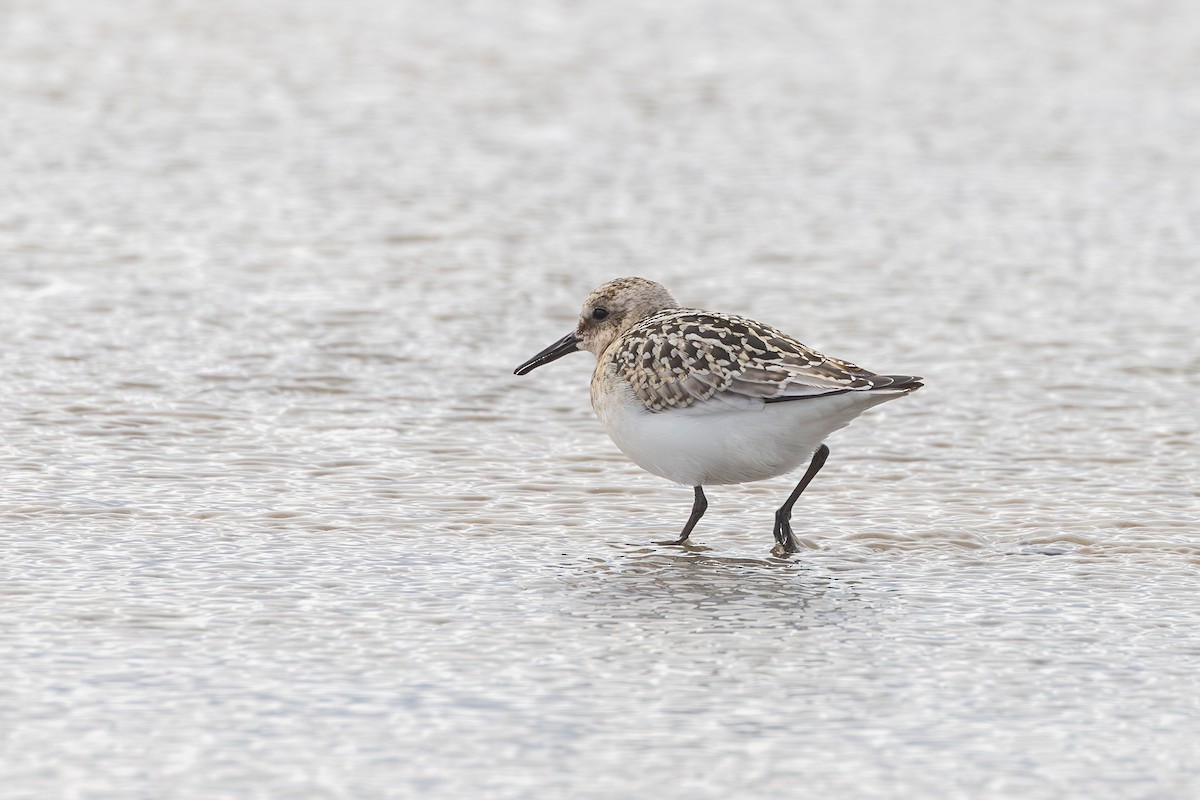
[{"left": 593, "top": 379, "right": 895, "bottom": 486}]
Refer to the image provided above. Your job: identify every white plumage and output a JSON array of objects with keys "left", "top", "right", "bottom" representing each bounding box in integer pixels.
[{"left": 592, "top": 366, "right": 908, "bottom": 486}]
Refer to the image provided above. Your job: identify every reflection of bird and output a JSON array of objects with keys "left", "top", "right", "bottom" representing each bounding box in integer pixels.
[{"left": 515, "top": 277, "right": 923, "bottom": 555}]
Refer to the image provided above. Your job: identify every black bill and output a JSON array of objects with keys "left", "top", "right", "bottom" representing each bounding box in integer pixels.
[{"left": 514, "top": 331, "right": 581, "bottom": 375}]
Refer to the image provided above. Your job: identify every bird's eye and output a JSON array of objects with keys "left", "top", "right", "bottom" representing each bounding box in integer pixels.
[{"left": 592, "top": 307, "right": 609, "bottom": 320}]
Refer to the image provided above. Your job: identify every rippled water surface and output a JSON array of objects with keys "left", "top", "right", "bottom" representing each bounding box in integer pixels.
[{"left": 3, "top": 1, "right": 1199, "bottom": 797}]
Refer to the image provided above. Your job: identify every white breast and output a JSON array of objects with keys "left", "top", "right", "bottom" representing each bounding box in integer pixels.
[{"left": 591, "top": 363, "right": 905, "bottom": 486}]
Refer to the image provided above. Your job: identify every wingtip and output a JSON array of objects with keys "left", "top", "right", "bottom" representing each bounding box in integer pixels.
[{"left": 883, "top": 375, "right": 924, "bottom": 392}]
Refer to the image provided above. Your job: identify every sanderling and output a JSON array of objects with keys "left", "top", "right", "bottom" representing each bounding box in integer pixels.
[{"left": 514, "top": 277, "right": 923, "bottom": 555}]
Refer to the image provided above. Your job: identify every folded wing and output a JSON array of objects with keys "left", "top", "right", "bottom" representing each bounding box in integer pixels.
[{"left": 610, "top": 310, "right": 912, "bottom": 413}]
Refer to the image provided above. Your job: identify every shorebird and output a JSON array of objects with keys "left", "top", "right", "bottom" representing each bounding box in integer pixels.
[{"left": 514, "top": 277, "right": 922, "bottom": 555}]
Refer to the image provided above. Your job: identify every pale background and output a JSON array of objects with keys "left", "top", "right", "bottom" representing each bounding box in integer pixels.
[{"left": 1, "top": 1, "right": 1197, "bottom": 798}]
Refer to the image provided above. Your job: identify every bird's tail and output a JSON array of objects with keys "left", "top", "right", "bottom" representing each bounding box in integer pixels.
[{"left": 876, "top": 375, "right": 924, "bottom": 392}]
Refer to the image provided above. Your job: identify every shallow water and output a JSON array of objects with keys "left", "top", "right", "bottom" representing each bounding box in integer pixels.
[{"left": 2, "top": 0, "right": 1198, "bottom": 797}]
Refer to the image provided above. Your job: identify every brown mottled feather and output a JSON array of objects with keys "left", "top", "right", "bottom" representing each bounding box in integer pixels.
[{"left": 609, "top": 309, "right": 904, "bottom": 412}]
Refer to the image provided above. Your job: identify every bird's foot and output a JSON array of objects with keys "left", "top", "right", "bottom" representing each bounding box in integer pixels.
[{"left": 772, "top": 514, "right": 800, "bottom": 556}]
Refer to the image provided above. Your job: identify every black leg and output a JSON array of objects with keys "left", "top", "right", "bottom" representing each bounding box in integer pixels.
[
  {"left": 773, "top": 444, "right": 830, "bottom": 554},
  {"left": 657, "top": 486, "right": 707, "bottom": 546}
]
